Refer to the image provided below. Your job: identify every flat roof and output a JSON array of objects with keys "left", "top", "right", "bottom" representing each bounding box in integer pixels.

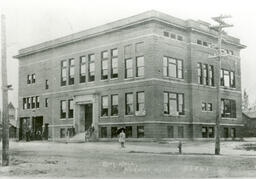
[{"left": 15, "top": 10, "right": 246, "bottom": 59}]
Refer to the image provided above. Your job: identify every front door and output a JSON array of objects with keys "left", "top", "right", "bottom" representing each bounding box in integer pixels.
[
  {"left": 84, "top": 104, "right": 93, "bottom": 131},
  {"left": 32, "top": 116, "right": 43, "bottom": 140}
]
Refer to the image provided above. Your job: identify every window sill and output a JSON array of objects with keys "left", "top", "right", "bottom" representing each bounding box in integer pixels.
[
  {"left": 110, "top": 78, "right": 119, "bottom": 81},
  {"left": 124, "top": 115, "right": 134, "bottom": 117},
  {"left": 222, "top": 117, "right": 237, "bottom": 120},
  {"left": 197, "top": 84, "right": 215, "bottom": 89},
  {"left": 163, "top": 77, "right": 184, "bottom": 82},
  {"left": 163, "top": 114, "right": 185, "bottom": 117}
]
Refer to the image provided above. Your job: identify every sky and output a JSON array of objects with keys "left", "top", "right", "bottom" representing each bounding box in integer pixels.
[{"left": 0, "top": 0, "right": 255, "bottom": 108}]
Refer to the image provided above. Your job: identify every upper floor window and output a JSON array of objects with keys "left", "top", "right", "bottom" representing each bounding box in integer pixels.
[
  {"left": 101, "top": 96, "right": 108, "bottom": 117},
  {"left": 221, "top": 99, "right": 236, "bottom": 118},
  {"left": 197, "top": 63, "right": 214, "bottom": 86},
  {"left": 45, "top": 80, "right": 49, "bottom": 89},
  {"left": 136, "top": 91, "right": 145, "bottom": 115},
  {"left": 125, "top": 93, "right": 133, "bottom": 115},
  {"left": 27, "top": 75, "right": 31, "bottom": 84},
  {"left": 27, "top": 97, "right": 31, "bottom": 109},
  {"left": 111, "top": 49, "right": 118, "bottom": 79},
  {"left": 111, "top": 94, "right": 118, "bottom": 116},
  {"left": 61, "top": 60, "right": 67, "bottom": 86},
  {"left": 101, "top": 51, "right": 109, "bottom": 80},
  {"left": 69, "top": 58, "right": 75, "bottom": 85},
  {"left": 202, "top": 102, "right": 213, "bottom": 111},
  {"left": 32, "top": 96, "right": 36, "bottom": 109},
  {"left": 23, "top": 98, "right": 27, "bottom": 109},
  {"left": 220, "top": 69, "right": 235, "bottom": 88},
  {"left": 163, "top": 31, "right": 169, "bottom": 37},
  {"left": 45, "top": 98, "right": 48, "bottom": 108},
  {"left": 36, "top": 96, "right": 40, "bottom": 108},
  {"left": 80, "top": 56, "right": 86, "bottom": 83},
  {"left": 32, "top": 74, "right": 36, "bottom": 83},
  {"left": 164, "top": 92, "right": 184, "bottom": 115},
  {"left": 125, "top": 58, "right": 133, "bottom": 79},
  {"left": 136, "top": 56, "right": 144, "bottom": 77},
  {"left": 163, "top": 57, "right": 183, "bottom": 79},
  {"left": 88, "top": 54, "right": 95, "bottom": 82}
]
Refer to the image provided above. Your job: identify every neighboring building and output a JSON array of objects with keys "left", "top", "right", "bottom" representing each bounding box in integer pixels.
[
  {"left": 14, "top": 10, "right": 246, "bottom": 140},
  {"left": 0, "top": 102, "right": 17, "bottom": 140},
  {"left": 243, "top": 111, "right": 256, "bottom": 137}
]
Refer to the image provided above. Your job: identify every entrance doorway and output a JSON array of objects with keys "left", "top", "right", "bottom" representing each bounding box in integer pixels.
[
  {"left": 32, "top": 116, "right": 43, "bottom": 140},
  {"left": 84, "top": 104, "right": 93, "bottom": 131}
]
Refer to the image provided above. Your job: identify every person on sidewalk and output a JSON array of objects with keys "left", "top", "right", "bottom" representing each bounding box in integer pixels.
[{"left": 119, "top": 130, "right": 126, "bottom": 148}]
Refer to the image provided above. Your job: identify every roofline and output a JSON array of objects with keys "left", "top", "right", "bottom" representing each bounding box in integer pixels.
[{"left": 14, "top": 10, "right": 246, "bottom": 59}]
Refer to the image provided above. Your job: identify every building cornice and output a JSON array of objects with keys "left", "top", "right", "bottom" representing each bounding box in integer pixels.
[{"left": 14, "top": 10, "right": 246, "bottom": 59}]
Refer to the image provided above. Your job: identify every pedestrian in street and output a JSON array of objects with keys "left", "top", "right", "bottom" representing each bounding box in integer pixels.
[{"left": 119, "top": 129, "right": 126, "bottom": 148}]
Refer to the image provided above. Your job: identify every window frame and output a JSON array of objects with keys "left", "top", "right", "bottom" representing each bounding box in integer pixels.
[{"left": 125, "top": 93, "right": 134, "bottom": 115}]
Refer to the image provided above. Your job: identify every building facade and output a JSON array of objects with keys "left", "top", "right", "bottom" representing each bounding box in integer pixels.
[{"left": 15, "top": 11, "right": 245, "bottom": 140}]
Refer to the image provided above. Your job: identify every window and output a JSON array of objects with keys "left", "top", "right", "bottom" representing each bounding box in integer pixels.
[
  {"left": 61, "top": 60, "right": 67, "bottom": 86},
  {"left": 202, "top": 127, "right": 214, "bottom": 138},
  {"left": 36, "top": 96, "right": 40, "bottom": 108},
  {"left": 45, "top": 80, "right": 49, "bottom": 89},
  {"left": 221, "top": 69, "right": 235, "bottom": 88},
  {"left": 207, "top": 103, "right": 213, "bottom": 111},
  {"left": 178, "top": 126, "right": 184, "bottom": 138},
  {"left": 203, "top": 41, "right": 208, "bottom": 47},
  {"left": 45, "top": 98, "right": 48, "bottom": 108},
  {"left": 197, "top": 63, "right": 214, "bottom": 86},
  {"left": 197, "top": 63, "right": 202, "bottom": 84},
  {"left": 27, "top": 75, "right": 31, "bottom": 84},
  {"left": 197, "top": 40, "right": 202, "bottom": 45},
  {"left": 111, "top": 49, "right": 118, "bottom": 78},
  {"left": 101, "top": 51, "right": 108, "bottom": 80},
  {"left": 31, "top": 74, "right": 36, "bottom": 83},
  {"left": 231, "top": 128, "right": 236, "bottom": 138},
  {"left": 60, "top": 100, "right": 66, "bottom": 119},
  {"left": 177, "top": 35, "right": 183, "bottom": 41},
  {"left": 164, "top": 92, "right": 184, "bottom": 115},
  {"left": 170, "top": 33, "right": 176, "bottom": 39},
  {"left": 135, "top": 42, "right": 144, "bottom": 54},
  {"left": 100, "top": 127, "right": 107, "bottom": 138},
  {"left": 101, "top": 96, "right": 108, "bottom": 117},
  {"left": 221, "top": 99, "right": 236, "bottom": 118},
  {"left": 167, "top": 126, "right": 174, "bottom": 138},
  {"left": 208, "top": 127, "right": 214, "bottom": 138},
  {"left": 202, "top": 102, "right": 212, "bottom": 111},
  {"left": 163, "top": 31, "right": 169, "bottom": 37},
  {"left": 124, "top": 45, "right": 132, "bottom": 58},
  {"left": 137, "top": 126, "right": 144, "bottom": 138},
  {"left": 60, "top": 128, "right": 65, "bottom": 138},
  {"left": 68, "top": 99, "right": 74, "bottom": 118},
  {"left": 125, "top": 58, "right": 133, "bottom": 78},
  {"left": 80, "top": 56, "right": 86, "bottom": 83},
  {"left": 69, "top": 58, "right": 75, "bottom": 85},
  {"left": 27, "top": 97, "right": 30, "bottom": 109},
  {"left": 23, "top": 98, "right": 27, "bottom": 109},
  {"left": 126, "top": 126, "right": 133, "bottom": 138},
  {"left": 32, "top": 97, "right": 36, "bottom": 109},
  {"left": 88, "top": 54, "right": 95, "bottom": 82},
  {"left": 111, "top": 127, "right": 118, "bottom": 138},
  {"left": 125, "top": 93, "right": 133, "bottom": 115},
  {"left": 202, "top": 102, "right": 207, "bottom": 111},
  {"left": 202, "top": 127, "right": 207, "bottom": 138},
  {"left": 111, "top": 94, "right": 118, "bottom": 116},
  {"left": 163, "top": 57, "right": 183, "bottom": 79},
  {"left": 136, "top": 92, "right": 145, "bottom": 114},
  {"left": 136, "top": 56, "right": 144, "bottom": 77}
]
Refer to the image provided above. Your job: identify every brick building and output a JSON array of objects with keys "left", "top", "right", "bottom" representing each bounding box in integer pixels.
[{"left": 15, "top": 10, "right": 246, "bottom": 140}]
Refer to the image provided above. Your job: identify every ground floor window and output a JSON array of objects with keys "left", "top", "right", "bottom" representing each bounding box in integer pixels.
[
  {"left": 126, "top": 126, "right": 132, "bottom": 138},
  {"left": 202, "top": 126, "right": 214, "bottom": 138},
  {"left": 60, "top": 128, "right": 65, "bottom": 138},
  {"left": 167, "top": 126, "right": 174, "bottom": 138},
  {"left": 231, "top": 128, "right": 236, "bottom": 138},
  {"left": 178, "top": 126, "right": 184, "bottom": 138},
  {"left": 224, "top": 128, "right": 229, "bottom": 138},
  {"left": 100, "top": 127, "right": 107, "bottom": 138},
  {"left": 111, "top": 127, "right": 118, "bottom": 138},
  {"left": 137, "top": 126, "right": 144, "bottom": 138}
]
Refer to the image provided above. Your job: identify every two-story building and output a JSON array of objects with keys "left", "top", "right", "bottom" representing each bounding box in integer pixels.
[{"left": 15, "top": 10, "right": 246, "bottom": 140}]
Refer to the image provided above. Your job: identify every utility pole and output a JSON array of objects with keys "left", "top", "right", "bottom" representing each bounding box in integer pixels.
[
  {"left": 211, "top": 15, "right": 233, "bottom": 155},
  {"left": 1, "top": 14, "right": 10, "bottom": 166}
]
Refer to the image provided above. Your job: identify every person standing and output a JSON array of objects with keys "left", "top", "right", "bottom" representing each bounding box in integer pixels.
[{"left": 119, "top": 130, "right": 126, "bottom": 148}]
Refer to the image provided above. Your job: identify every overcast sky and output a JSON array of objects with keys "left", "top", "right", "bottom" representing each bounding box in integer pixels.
[{"left": 0, "top": 0, "right": 255, "bottom": 108}]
